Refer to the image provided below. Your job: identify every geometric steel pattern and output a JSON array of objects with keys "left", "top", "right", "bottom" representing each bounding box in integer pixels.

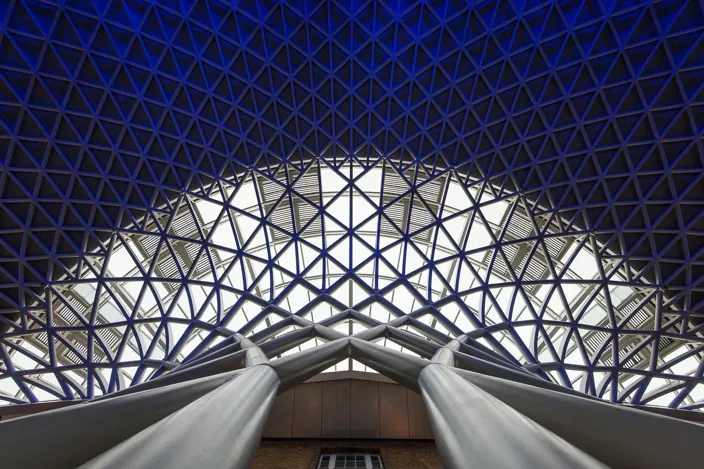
[{"left": 0, "top": 0, "right": 703, "bottom": 411}]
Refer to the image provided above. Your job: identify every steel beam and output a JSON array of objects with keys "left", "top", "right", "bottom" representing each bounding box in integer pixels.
[
  {"left": 460, "top": 335, "right": 523, "bottom": 367},
  {"left": 351, "top": 324, "right": 386, "bottom": 341},
  {"left": 452, "top": 349, "right": 598, "bottom": 401},
  {"left": 385, "top": 326, "right": 440, "bottom": 358},
  {"left": 397, "top": 315, "right": 453, "bottom": 345},
  {"left": 249, "top": 316, "right": 301, "bottom": 343},
  {"left": 349, "top": 338, "right": 428, "bottom": 392},
  {"left": 418, "top": 364, "right": 609, "bottom": 469},
  {"left": 0, "top": 370, "right": 243, "bottom": 469},
  {"left": 432, "top": 344, "right": 456, "bottom": 365},
  {"left": 78, "top": 365, "right": 279, "bottom": 469},
  {"left": 169, "top": 338, "right": 244, "bottom": 373},
  {"left": 273, "top": 338, "right": 350, "bottom": 391},
  {"left": 625, "top": 403, "right": 704, "bottom": 425},
  {"left": 456, "top": 339, "right": 530, "bottom": 373},
  {"left": 259, "top": 325, "right": 316, "bottom": 356},
  {"left": 93, "top": 348, "right": 249, "bottom": 400},
  {"left": 318, "top": 308, "right": 384, "bottom": 329},
  {"left": 456, "top": 368, "right": 704, "bottom": 469}
]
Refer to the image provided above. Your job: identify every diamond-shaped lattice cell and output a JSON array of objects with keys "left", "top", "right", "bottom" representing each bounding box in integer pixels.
[{"left": 0, "top": 0, "right": 703, "bottom": 410}]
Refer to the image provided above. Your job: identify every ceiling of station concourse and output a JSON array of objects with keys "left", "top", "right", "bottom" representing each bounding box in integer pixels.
[
  {"left": 0, "top": 0, "right": 703, "bottom": 410},
  {"left": 2, "top": 155, "right": 701, "bottom": 409}
]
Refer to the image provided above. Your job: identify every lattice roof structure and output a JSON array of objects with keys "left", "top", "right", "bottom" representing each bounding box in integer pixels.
[{"left": 0, "top": 0, "right": 703, "bottom": 414}]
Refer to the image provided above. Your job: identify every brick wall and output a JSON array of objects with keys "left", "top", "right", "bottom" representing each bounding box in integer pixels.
[{"left": 251, "top": 439, "right": 441, "bottom": 469}]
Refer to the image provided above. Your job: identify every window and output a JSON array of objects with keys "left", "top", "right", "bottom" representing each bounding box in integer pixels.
[{"left": 317, "top": 452, "right": 383, "bottom": 469}]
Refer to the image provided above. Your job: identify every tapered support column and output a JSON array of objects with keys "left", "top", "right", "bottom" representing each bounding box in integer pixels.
[
  {"left": 274, "top": 338, "right": 349, "bottom": 391},
  {"left": 95, "top": 348, "right": 249, "bottom": 400},
  {"left": 456, "top": 369, "right": 704, "bottom": 469},
  {"left": 79, "top": 364, "right": 280, "bottom": 469},
  {"left": 418, "top": 364, "right": 609, "bottom": 469},
  {"left": 0, "top": 369, "right": 243, "bottom": 469},
  {"left": 452, "top": 350, "right": 597, "bottom": 400},
  {"left": 350, "top": 337, "right": 427, "bottom": 392}
]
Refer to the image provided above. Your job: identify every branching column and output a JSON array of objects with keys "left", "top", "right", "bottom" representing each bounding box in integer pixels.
[
  {"left": 419, "top": 363, "right": 609, "bottom": 469},
  {"left": 78, "top": 364, "right": 279, "bottom": 469}
]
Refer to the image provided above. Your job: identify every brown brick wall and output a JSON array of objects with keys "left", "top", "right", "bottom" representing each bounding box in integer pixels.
[{"left": 251, "top": 439, "right": 441, "bottom": 469}]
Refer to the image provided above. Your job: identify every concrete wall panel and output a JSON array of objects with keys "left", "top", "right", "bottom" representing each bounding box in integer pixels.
[
  {"left": 321, "top": 380, "right": 351, "bottom": 438},
  {"left": 351, "top": 380, "right": 380, "bottom": 439},
  {"left": 379, "top": 383, "right": 409, "bottom": 439},
  {"left": 292, "top": 382, "right": 323, "bottom": 438}
]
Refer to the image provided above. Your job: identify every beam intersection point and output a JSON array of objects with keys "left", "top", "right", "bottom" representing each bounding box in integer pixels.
[{"left": 1, "top": 0, "right": 704, "bottom": 467}]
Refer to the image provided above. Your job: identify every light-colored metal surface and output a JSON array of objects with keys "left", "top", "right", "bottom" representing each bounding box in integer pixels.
[
  {"left": 457, "top": 368, "right": 704, "bottom": 469},
  {"left": 78, "top": 365, "right": 280, "bottom": 469},
  {"left": 419, "top": 364, "right": 609, "bottom": 469},
  {"left": 1, "top": 2, "right": 704, "bottom": 467},
  {"left": 0, "top": 369, "right": 243, "bottom": 468}
]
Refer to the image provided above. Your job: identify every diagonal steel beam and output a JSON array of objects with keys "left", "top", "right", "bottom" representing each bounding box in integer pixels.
[
  {"left": 456, "top": 368, "right": 704, "bottom": 469},
  {"left": 451, "top": 349, "right": 597, "bottom": 401},
  {"left": 93, "top": 348, "right": 250, "bottom": 400},
  {"left": 273, "top": 338, "right": 350, "bottom": 391},
  {"left": 78, "top": 365, "right": 279, "bottom": 469},
  {"left": 349, "top": 337, "right": 428, "bottom": 392},
  {"left": 0, "top": 370, "right": 243, "bottom": 469},
  {"left": 168, "top": 336, "right": 245, "bottom": 373},
  {"left": 419, "top": 364, "right": 609, "bottom": 469},
  {"left": 384, "top": 326, "right": 441, "bottom": 358},
  {"left": 317, "top": 308, "right": 385, "bottom": 329}
]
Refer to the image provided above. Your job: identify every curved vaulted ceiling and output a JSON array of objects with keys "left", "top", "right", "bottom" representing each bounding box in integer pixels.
[{"left": 0, "top": 0, "right": 703, "bottom": 409}]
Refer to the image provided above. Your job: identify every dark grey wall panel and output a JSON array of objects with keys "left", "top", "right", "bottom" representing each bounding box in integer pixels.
[
  {"left": 379, "top": 382, "right": 409, "bottom": 439},
  {"left": 350, "top": 380, "right": 380, "bottom": 439},
  {"left": 408, "top": 390, "right": 433, "bottom": 439},
  {"left": 262, "top": 388, "right": 294, "bottom": 438},
  {"left": 321, "top": 380, "right": 351, "bottom": 438},
  {"left": 261, "top": 373, "right": 433, "bottom": 440},
  {"left": 292, "top": 382, "right": 322, "bottom": 438}
]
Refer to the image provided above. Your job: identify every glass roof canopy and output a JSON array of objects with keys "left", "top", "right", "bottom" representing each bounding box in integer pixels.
[
  {"left": 1, "top": 155, "right": 701, "bottom": 410},
  {"left": 0, "top": 0, "right": 703, "bottom": 419}
]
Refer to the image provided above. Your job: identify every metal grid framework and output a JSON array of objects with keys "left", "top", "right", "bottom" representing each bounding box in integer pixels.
[{"left": 0, "top": 0, "right": 703, "bottom": 412}]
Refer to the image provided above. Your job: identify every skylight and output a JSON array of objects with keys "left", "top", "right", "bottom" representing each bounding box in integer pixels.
[{"left": 1, "top": 157, "right": 700, "bottom": 410}]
